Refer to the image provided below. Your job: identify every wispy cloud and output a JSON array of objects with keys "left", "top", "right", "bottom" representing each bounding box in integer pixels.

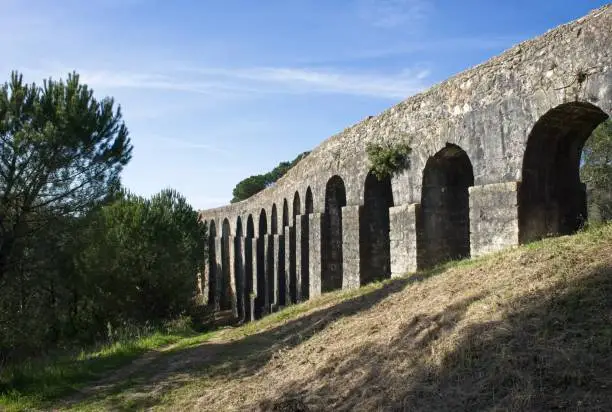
[
  {"left": 327, "top": 36, "right": 527, "bottom": 62},
  {"left": 50, "top": 65, "right": 431, "bottom": 100},
  {"left": 357, "top": 0, "right": 432, "bottom": 29}
]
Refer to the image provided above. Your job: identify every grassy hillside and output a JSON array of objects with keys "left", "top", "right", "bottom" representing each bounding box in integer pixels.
[{"left": 11, "top": 224, "right": 612, "bottom": 411}]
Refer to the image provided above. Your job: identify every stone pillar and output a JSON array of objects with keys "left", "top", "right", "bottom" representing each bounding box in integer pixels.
[
  {"left": 342, "top": 205, "right": 362, "bottom": 289},
  {"left": 234, "top": 235, "right": 246, "bottom": 322},
  {"left": 214, "top": 237, "right": 223, "bottom": 311},
  {"left": 298, "top": 215, "right": 309, "bottom": 301},
  {"left": 294, "top": 218, "right": 303, "bottom": 302},
  {"left": 271, "top": 234, "right": 284, "bottom": 310},
  {"left": 206, "top": 240, "right": 216, "bottom": 309},
  {"left": 264, "top": 234, "right": 273, "bottom": 314},
  {"left": 254, "top": 235, "right": 267, "bottom": 318},
  {"left": 284, "top": 226, "right": 294, "bottom": 304},
  {"left": 308, "top": 213, "right": 324, "bottom": 298},
  {"left": 227, "top": 235, "right": 238, "bottom": 318},
  {"left": 389, "top": 204, "right": 420, "bottom": 277},
  {"left": 246, "top": 237, "right": 257, "bottom": 322},
  {"left": 469, "top": 181, "right": 520, "bottom": 257}
]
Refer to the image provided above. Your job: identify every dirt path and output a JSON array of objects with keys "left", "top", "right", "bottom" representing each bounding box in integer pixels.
[
  {"left": 58, "top": 333, "right": 232, "bottom": 410},
  {"left": 61, "top": 342, "right": 182, "bottom": 407}
]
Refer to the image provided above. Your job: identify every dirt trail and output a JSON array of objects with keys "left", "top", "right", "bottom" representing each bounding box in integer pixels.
[{"left": 60, "top": 333, "right": 231, "bottom": 409}]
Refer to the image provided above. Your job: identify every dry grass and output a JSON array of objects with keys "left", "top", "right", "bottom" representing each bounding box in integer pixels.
[{"left": 66, "top": 224, "right": 612, "bottom": 411}]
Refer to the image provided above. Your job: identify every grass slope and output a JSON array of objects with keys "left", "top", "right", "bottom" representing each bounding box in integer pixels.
[{"left": 19, "top": 225, "right": 612, "bottom": 410}]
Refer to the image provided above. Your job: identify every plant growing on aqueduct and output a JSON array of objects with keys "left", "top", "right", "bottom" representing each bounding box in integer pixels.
[{"left": 365, "top": 141, "right": 412, "bottom": 180}]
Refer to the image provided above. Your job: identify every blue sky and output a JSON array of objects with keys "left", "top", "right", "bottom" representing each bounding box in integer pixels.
[{"left": 1, "top": 0, "right": 608, "bottom": 209}]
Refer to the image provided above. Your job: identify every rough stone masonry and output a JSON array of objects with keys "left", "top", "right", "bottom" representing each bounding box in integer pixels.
[{"left": 199, "top": 5, "right": 612, "bottom": 319}]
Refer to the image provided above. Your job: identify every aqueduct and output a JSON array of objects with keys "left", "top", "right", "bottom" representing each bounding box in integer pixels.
[{"left": 199, "top": 5, "right": 612, "bottom": 321}]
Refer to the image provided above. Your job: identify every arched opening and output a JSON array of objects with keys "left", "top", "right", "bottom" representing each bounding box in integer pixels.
[
  {"left": 282, "top": 199, "right": 289, "bottom": 227},
  {"left": 519, "top": 102, "right": 609, "bottom": 243},
  {"left": 293, "top": 191, "right": 301, "bottom": 224},
  {"left": 271, "top": 204, "right": 278, "bottom": 234},
  {"left": 268, "top": 205, "right": 278, "bottom": 309},
  {"left": 290, "top": 191, "right": 301, "bottom": 302},
  {"left": 360, "top": 172, "right": 394, "bottom": 285},
  {"left": 418, "top": 143, "right": 474, "bottom": 269},
  {"left": 305, "top": 187, "right": 314, "bottom": 214},
  {"left": 278, "top": 199, "right": 289, "bottom": 306},
  {"left": 220, "top": 218, "right": 232, "bottom": 311},
  {"left": 207, "top": 220, "right": 217, "bottom": 306},
  {"left": 302, "top": 186, "right": 313, "bottom": 299},
  {"left": 323, "top": 176, "right": 346, "bottom": 292},
  {"left": 245, "top": 215, "right": 255, "bottom": 321},
  {"left": 256, "top": 209, "right": 268, "bottom": 318},
  {"left": 234, "top": 217, "right": 244, "bottom": 321},
  {"left": 247, "top": 215, "right": 255, "bottom": 236}
]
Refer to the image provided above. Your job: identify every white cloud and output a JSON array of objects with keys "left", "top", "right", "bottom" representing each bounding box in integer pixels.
[
  {"left": 329, "top": 36, "right": 526, "bottom": 61},
  {"left": 239, "top": 66, "right": 430, "bottom": 98},
  {"left": 40, "top": 65, "right": 431, "bottom": 100}
]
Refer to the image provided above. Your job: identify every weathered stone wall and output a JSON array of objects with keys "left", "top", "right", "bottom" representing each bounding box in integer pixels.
[
  {"left": 199, "top": 6, "right": 612, "bottom": 319},
  {"left": 469, "top": 182, "right": 520, "bottom": 257}
]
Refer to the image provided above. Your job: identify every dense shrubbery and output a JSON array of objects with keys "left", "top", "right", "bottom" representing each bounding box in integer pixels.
[
  {"left": 0, "top": 72, "right": 205, "bottom": 363},
  {"left": 72, "top": 189, "right": 206, "bottom": 342}
]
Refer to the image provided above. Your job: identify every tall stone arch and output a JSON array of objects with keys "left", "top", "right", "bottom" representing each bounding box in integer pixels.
[
  {"left": 519, "top": 102, "right": 610, "bottom": 243},
  {"left": 256, "top": 209, "right": 268, "bottom": 318},
  {"left": 234, "top": 216, "right": 245, "bottom": 321},
  {"left": 360, "top": 172, "right": 394, "bottom": 285},
  {"left": 418, "top": 144, "right": 474, "bottom": 269},
  {"left": 207, "top": 220, "right": 217, "bottom": 308},
  {"left": 220, "top": 218, "right": 232, "bottom": 310},
  {"left": 245, "top": 215, "right": 255, "bottom": 321},
  {"left": 289, "top": 191, "right": 301, "bottom": 302},
  {"left": 323, "top": 176, "right": 346, "bottom": 292}
]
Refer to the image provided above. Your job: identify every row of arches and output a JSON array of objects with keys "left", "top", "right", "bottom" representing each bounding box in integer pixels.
[{"left": 204, "top": 101, "right": 610, "bottom": 322}]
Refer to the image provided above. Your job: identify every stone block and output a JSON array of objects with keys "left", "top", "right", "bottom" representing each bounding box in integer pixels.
[
  {"left": 284, "top": 226, "right": 294, "bottom": 304},
  {"left": 342, "top": 205, "right": 362, "bottom": 289},
  {"left": 469, "top": 181, "right": 520, "bottom": 257},
  {"left": 234, "top": 236, "right": 246, "bottom": 322},
  {"left": 309, "top": 213, "right": 323, "bottom": 298},
  {"left": 389, "top": 204, "right": 420, "bottom": 276},
  {"left": 214, "top": 237, "right": 223, "bottom": 311}
]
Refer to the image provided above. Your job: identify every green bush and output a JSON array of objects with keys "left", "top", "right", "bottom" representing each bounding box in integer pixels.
[{"left": 366, "top": 142, "right": 412, "bottom": 179}]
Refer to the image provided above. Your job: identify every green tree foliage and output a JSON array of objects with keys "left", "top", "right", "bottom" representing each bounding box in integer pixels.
[
  {"left": 0, "top": 71, "right": 133, "bottom": 358},
  {"left": 366, "top": 142, "right": 412, "bottom": 180},
  {"left": 0, "top": 71, "right": 132, "bottom": 283},
  {"left": 231, "top": 175, "right": 268, "bottom": 204},
  {"left": 0, "top": 72, "right": 205, "bottom": 362},
  {"left": 231, "top": 151, "right": 310, "bottom": 203},
  {"left": 74, "top": 189, "right": 206, "bottom": 339},
  {"left": 581, "top": 119, "right": 612, "bottom": 222}
]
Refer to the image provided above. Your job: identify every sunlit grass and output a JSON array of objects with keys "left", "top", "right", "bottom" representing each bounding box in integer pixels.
[{"left": 0, "top": 327, "right": 201, "bottom": 411}]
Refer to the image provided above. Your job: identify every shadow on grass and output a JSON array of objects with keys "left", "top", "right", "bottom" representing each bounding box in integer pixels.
[
  {"left": 64, "top": 274, "right": 429, "bottom": 409},
  {"left": 259, "top": 263, "right": 612, "bottom": 411}
]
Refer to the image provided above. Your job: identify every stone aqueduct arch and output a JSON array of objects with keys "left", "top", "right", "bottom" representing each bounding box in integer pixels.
[{"left": 199, "top": 6, "right": 612, "bottom": 318}]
